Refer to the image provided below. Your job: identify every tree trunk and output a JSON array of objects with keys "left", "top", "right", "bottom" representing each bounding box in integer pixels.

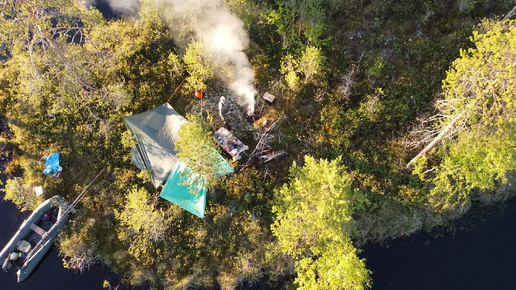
[
  {"left": 502, "top": 5, "right": 516, "bottom": 22},
  {"left": 406, "top": 113, "right": 463, "bottom": 169}
]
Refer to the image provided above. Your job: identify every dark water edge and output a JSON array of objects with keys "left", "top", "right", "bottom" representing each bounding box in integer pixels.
[
  {"left": 2, "top": 151, "right": 516, "bottom": 290},
  {"left": 361, "top": 199, "right": 516, "bottom": 290},
  {"left": 0, "top": 159, "right": 143, "bottom": 290}
]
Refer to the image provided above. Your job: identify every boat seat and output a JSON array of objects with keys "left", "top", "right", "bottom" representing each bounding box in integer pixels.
[
  {"left": 29, "top": 223, "right": 47, "bottom": 236},
  {"left": 16, "top": 240, "right": 31, "bottom": 253}
]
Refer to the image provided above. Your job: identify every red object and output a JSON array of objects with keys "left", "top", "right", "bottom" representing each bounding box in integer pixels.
[{"left": 195, "top": 91, "right": 203, "bottom": 99}]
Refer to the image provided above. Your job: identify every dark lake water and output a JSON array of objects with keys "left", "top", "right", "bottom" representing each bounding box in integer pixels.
[{"left": 362, "top": 200, "right": 516, "bottom": 289}]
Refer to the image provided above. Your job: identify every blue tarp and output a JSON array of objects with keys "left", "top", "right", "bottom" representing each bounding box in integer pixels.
[{"left": 43, "top": 153, "right": 60, "bottom": 175}]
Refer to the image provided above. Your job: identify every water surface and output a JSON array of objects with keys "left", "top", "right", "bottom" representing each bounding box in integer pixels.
[{"left": 362, "top": 201, "right": 516, "bottom": 289}]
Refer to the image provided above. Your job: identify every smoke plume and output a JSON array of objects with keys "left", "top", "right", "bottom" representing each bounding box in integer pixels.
[
  {"left": 89, "top": 0, "right": 257, "bottom": 112},
  {"left": 162, "top": 0, "right": 256, "bottom": 112}
]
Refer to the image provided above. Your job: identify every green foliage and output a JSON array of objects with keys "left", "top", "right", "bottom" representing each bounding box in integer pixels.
[
  {"left": 272, "top": 156, "right": 371, "bottom": 289},
  {"left": 2, "top": 177, "right": 45, "bottom": 211},
  {"left": 115, "top": 186, "right": 170, "bottom": 262},
  {"left": 266, "top": 0, "right": 329, "bottom": 49},
  {"left": 58, "top": 219, "right": 99, "bottom": 273},
  {"left": 367, "top": 56, "right": 385, "bottom": 78},
  {"left": 1, "top": 0, "right": 515, "bottom": 288},
  {"left": 295, "top": 239, "right": 371, "bottom": 290},
  {"left": 298, "top": 46, "right": 326, "bottom": 84},
  {"left": 273, "top": 156, "right": 357, "bottom": 255},
  {"left": 183, "top": 42, "right": 215, "bottom": 93},
  {"left": 175, "top": 114, "right": 230, "bottom": 188},
  {"left": 280, "top": 54, "right": 300, "bottom": 91},
  {"left": 266, "top": 4, "right": 297, "bottom": 49},
  {"left": 415, "top": 19, "right": 516, "bottom": 213}
]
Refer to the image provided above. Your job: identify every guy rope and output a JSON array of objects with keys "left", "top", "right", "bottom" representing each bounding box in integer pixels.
[{"left": 22, "top": 169, "right": 105, "bottom": 264}]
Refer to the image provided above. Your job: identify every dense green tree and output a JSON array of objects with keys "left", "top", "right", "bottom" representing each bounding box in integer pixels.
[
  {"left": 412, "top": 19, "right": 516, "bottom": 214},
  {"left": 272, "top": 156, "right": 371, "bottom": 289},
  {"left": 266, "top": 0, "right": 327, "bottom": 49},
  {"left": 115, "top": 186, "right": 170, "bottom": 262},
  {"left": 265, "top": 4, "right": 297, "bottom": 48},
  {"left": 295, "top": 239, "right": 371, "bottom": 290},
  {"left": 280, "top": 53, "right": 300, "bottom": 91},
  {"left": 183, "top": 41, "right": 215, "bottom": 94},
  {"left": 175, "top": 113, "right": 230, "bottom": 188},
  {"left": 298, "top": 45, "right": 325, "bottom": 84}
]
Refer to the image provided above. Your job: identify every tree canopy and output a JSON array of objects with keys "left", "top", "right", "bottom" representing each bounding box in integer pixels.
[
  {"left": 0, "top": 0, "right": 515, "bottom": 289},
  {"left": 413, "top": 19, "right": 516, "bottom": 214},
  {"left": 272, "top": 156, "right": 371, "bottom": 289}
]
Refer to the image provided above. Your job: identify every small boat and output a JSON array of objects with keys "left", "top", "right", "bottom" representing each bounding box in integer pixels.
[{"left": 0, "top": 196, "right": 68, "bottom": 282}]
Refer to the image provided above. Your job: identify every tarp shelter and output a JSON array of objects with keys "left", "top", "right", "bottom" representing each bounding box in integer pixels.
[
  {"left": 123, "top": 103, "right": 185, "bottom": 188},
  {"left": 160, "top": 157, "right": 233, "bottom": 218},
  {"left": 124, "top": 103, "right": 234, "bottom": 218}
]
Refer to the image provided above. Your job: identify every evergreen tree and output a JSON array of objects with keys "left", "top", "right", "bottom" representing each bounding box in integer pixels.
[
  {"left": 413, "top": 20, "right": 516, "bottom": 214},
  {"left": 115, "top": 186, "right": 170, "bottom": 263},
  {"left": 175, "top": 114, "right": 230, "bottom": 188},
  {"left": 272, "top": 156, "right": 371, "bottom": 289},
  {"left": 183, "top": 41, "right": 214, "bottom": 94}
]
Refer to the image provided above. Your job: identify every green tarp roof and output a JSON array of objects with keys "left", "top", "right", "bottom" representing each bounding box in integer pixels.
[
  {"left": 123, "top": 103, "right": 185, "bottom": 188},
  {"left": 124, "top": 103, "right": 234, "bottom": 218}
]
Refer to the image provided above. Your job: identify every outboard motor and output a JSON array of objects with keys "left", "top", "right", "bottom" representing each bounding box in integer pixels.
[{"left": 2, "top": 259, "right": 12, "bottom": 271}]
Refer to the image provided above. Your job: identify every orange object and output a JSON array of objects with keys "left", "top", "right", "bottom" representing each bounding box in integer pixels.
[{"left": 195, "top": 91, "right": 203, "bottom": 99}]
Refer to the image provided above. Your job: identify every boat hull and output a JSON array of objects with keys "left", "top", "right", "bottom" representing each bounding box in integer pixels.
[{"left": 0, "top": 196, "right": 67, "bottom": 282}]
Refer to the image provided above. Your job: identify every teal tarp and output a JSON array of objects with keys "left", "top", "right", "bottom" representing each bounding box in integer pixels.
[
  {"left": 160, "top": 157, "right": 234, "bottom": 218},
  {"left": 43, "top": 153, "right": 60, "bottom": 175}
]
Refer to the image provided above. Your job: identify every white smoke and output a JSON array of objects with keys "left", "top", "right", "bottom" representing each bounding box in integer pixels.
[
  {"left": 105, "top": 1, "right": 140, "bottom": 15},
  {"left": 87, "top": 0, "right": 257, "bottom": 112},
  {"left": 161, "top": 0, "right": 257, "bottom": 112}
]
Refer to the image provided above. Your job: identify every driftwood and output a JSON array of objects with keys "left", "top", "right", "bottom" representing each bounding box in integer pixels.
[
  {"left": 407, "top": 92, "right": 483, "bottom": 169},
  {"left": 406, "top": 114, "right": 462, "bottom": 169},
  {"left": 260, "top": 150, "right": 286, "bottom": 163}
]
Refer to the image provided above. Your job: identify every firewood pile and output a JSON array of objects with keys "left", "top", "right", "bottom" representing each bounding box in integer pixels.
[{"left": 243, "top": 118, "right": 286, "bottom": 169}]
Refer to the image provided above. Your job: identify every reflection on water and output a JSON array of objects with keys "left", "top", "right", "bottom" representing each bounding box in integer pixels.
[{"left": 362, "top": 201, "right": 516, "bottom": 289}]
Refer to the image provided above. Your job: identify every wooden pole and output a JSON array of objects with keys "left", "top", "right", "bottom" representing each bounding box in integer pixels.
[{"left": 167, "top": 76, "right": 187, "bottom": 103}]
